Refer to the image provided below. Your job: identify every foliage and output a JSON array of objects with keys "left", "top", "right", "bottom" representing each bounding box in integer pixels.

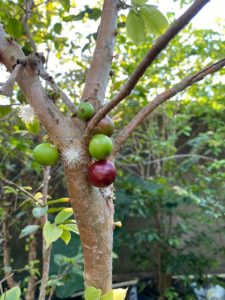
[
  {"left": 0, "top": 0, "right": 224, "bottom": 298},
  {"left": 112, "top": 17, "right": 225, "bottom": 298},
  {"left": 84, "top": 286, "right": 127, "bottom": 300},
  {"left": 114, "top": 95, "right": 225, "bottom": 296},
  {"left": 0, "top": 287, "right": 21, "bottom": 300}
]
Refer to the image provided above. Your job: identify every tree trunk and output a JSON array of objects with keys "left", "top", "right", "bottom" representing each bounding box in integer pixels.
[
  {"left": 65, "top": 165, "right": 114, "bottom": 293},
  {"left": 2, "top": 207, "right": 17, "bottom": 288},
  {"left": 25, "top": 235, "right": 38, "bottom": 300}
]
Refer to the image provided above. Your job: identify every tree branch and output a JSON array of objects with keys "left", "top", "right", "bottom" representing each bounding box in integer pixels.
[
  {"left": 25, "top": 219, "right": 39, "bottom": 300},
  {"left": 0, "top": 65, "right": 22, "bottom": 96},
  {"left": 21, "top": 1, "right": 77, "bottom": 118},
  {"left": 113, "top": 58, "right": 225, "bottom": 154},
  {"left": 0, "top": 25, "right": 78, "bottom": 146},
  {"left": 38, "top": 166, "right": 51, "bottom": 300},
  {"left": 23, "top": 0, "right": 37, "bottom": 52},
  {"left": 81, "top": 0, "right": 119, "bottom": 109},
  {"left": 0, "top": 177, "right": 42, "bottom": 206},
  {"left": 85, "top": 0, "right": 210, "bottom": 137},
  {"left": 44, "top": 76, "right": 77, "bottom": 115},
  {"left": 2, "top": 208, "right": 18, "bottom": 288}
]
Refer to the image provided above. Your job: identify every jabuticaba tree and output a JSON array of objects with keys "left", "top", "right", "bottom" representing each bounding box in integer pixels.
[{"left": 0, "top": 0, "right": 225, "bottom": 297}]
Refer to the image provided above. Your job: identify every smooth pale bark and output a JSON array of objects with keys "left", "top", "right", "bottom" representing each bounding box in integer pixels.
[
  {"left": 0, "top": 25, "right": 78, "bottom": 145},
  {"left": 2, "top": 208, "right": 17, "bottom": 288},
  {"left": 25, "top": 229, "right": 38, "bottom": 300},
  {"left": 0, "top": 24, "right": 115, "bottom": 292},
  {"left": 1, "top": 0, "right": 218, "bottom": 295},
  {"left": 65, "top": 160, "right": 114, "bottom": 292},
  {"left": 82, "top": 0, "right": 119, "bottom": 109}
]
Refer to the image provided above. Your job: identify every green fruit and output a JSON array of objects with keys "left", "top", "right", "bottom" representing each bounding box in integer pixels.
[
  {"left": 89, "top": 134, "right": 113, "bottom": 160},
  {"left": 17, "top": 90, "right": 26, "bottom": 103},
  {"left": 25, "top": 119, "right": 40, "bottom": 135},
  {"left": 77, "top": 102, "right": 95, "bottom": 120},
  {"left": 33, "top": 143, "right": 59, "bottom": 166}
]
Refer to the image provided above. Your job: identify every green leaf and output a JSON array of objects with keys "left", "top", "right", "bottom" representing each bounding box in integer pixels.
[
  {"left": 0, "top": 105, "right": 11, "bottom": 117},
  {"left": 47, "top": 197, "right": 69, "bottom": 205},
  {"left": 84, "top": 287, "right": 102, "bottom": 300},
  {"left": 101, "top": 289, "right": 128, "bottom": 300},
  {"left": 5, "top": 18, "right": 23, "bottom": 39},
  {"left": 19, "top": 225, "right": 40, "bottom": 238},
  {"left": 32, "top": 206, "right": 48, "bottom": 218},
  {"left": 101, "top": 290, "right": 113, "bottom": 300},
  {"left": 60, "top": 229, "right": 71, "bottom": 245},
  {"left": 43, "top": 221, "right": 63, "bottom": 249},
  {"left": 140, "top": 6, "right": 169, "bottom": 36},
  {"left": 113, "top": 289, "right": 128, "bottom": 300},
  {"left": 61, "top": 0, "right": 70, "bottom": 12},
  {"left": 88, "top": 8, "right": 101, "bottom": 20},
  {"left": 59, "top": 223, "right": 79, "bottom": 235},
  {"left": 4, "top": 186, "right": 17, "bottom": 194},
  {"left": 55, "top": 208, "right": 73, "bottom": 224},
  {"left": 53, "top": 23, "right": 62, "bottom": 34},
  {"left": 0, "top": 287, "right": 21, "bottom": 300},
  {"left": 48, "top": 207, "right": 68, "bottom": 213},
  {"left": 132, "top": 0, "right": 148, "bottom": 6},
  {"left": 126, "top": 11, "right": 145, "bottom": 44}
]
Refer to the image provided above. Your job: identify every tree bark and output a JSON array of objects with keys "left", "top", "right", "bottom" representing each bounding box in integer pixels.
[
  {"left": 2, "top": 208, "right": 17, "bottom": 288},
  {"left": 38, "top": 166, "right": 51, "bottom": 300},
  {"left": 82, "top": 0, "right": 118, "bottom": 109},
  {"left": 65, "top": 164, "right": 114, "bottom": 293},
  {"left": 25, "top": 232, "right": 38, "bottom": 300}
]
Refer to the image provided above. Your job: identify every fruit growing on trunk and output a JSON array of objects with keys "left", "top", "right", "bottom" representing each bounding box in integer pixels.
[
  {"left": 93, "top": 115, "right": 115, "bottom": 136},
  {"left": 89, "top": 134, "right": 113, "bottom": 160},
  {"left": 33, "top": 143, "right": 59, "bottom": 166},
  {"left": 77, "top": 102, "right": 95, "bottom": 120},
  {"left": 88, "top": 160, "right": 117, "bottom": 187}
]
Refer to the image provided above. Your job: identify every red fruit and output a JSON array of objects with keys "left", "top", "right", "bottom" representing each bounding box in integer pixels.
[
  {"left": 93, "top": 116, "right": 115, "bottom": 137},
  {"left": 88, "top": 160, "right": 117, "bottom": 188}
]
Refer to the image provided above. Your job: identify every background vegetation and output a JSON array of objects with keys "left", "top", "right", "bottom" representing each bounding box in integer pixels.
[{"left": 0, "top": 0, "right": 224, "bottom": 299}]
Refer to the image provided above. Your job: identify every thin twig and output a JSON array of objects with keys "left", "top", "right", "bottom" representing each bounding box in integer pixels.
[
  {"left": 22, "top": 0, "right": 37, "bottom": 52},
  {"left": 33, "top": 1, "right": 53, "bottom": 9},
  {"left": 25, "top": 219, "right": 39, "bottom": 300},
  {"left": 2, "top": 207, "right": 18, "bottom": 288},
  {"left": 85, "top": 0, "right": 210, "bottom": 138},
  {"left": 38, "top": 166, "right": 51, "bottom": 300},
  {"left": 0, "top": 177, "right": 42, "bottom": 205},
  {"left": 113, "top": 58, "right": 225, "bottom": 153},
  {"left": 47, "top": 80, "right": 77, "bottom": 115}
]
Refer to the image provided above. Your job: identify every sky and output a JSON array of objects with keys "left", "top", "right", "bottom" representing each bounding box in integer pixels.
[
  {"left": 73, "top": 0, "right": 225, "bottom": 30},
  {"left": 160, "top": 0, "right": 224, "bottom": 29}
]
